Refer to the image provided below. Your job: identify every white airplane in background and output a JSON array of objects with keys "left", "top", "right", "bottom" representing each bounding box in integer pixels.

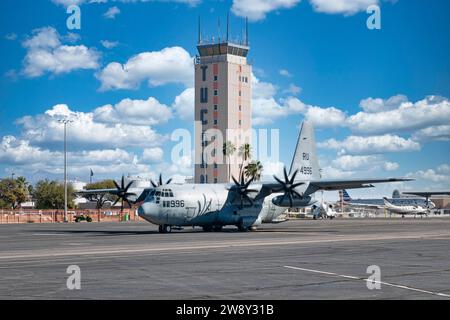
[{"left": 383, "top": 197, "right": 432, "bottom": 217}]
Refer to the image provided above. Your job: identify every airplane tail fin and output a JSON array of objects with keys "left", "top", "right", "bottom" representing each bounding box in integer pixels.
[
  {"left": 383, "top": 197, "right": 392, "bottom": 206},
  {"left": 340, "top": 189, "right": 352, "bottom": 202},
  {"left": 289, "top": 121, "right": 321, "bottom": 180}
]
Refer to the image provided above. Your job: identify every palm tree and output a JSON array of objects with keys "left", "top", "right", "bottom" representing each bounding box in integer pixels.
[
  {"left": 222, "top": 141, "right": 236, "bottom": 182},
  {"left": 244, "top": 160, "right": 264, "bottom": 181},
  {"left": 238, "top": 143, "right": 252, "bottom": 180}
]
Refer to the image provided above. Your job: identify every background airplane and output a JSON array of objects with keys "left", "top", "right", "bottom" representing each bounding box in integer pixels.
[
  {"left": 138, "top": 121, "right": 412, "bottom": 233},
  {"left": 340, "top": 189, "right": 449, "bottom": 218}
]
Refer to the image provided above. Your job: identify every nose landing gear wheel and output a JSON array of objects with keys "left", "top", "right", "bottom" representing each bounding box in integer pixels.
[{"left": 159, "top": 225, "right": 172, "bottom": 233}]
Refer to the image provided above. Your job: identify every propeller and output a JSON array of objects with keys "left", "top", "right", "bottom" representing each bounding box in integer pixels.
[
  {"left": 112, "top": 175, "right": 135, "bottom": 212},
  {"left": 150, "top": 173, "right": 172, "bottom": 188},
  {"left": 229, "top": 173, "right": 258, "bottom": 207},
  {"left": 273, "top": 167, "right": 305, "bottom": 207}
]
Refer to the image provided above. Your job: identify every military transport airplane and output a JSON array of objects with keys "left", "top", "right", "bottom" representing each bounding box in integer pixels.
[{"left": 137, "top": 121, "right": 412, "bottom": 233}]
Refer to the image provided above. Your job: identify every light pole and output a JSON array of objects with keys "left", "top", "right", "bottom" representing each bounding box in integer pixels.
[{"left": 59, "top": 119, "right": 73, "bottom": 223}]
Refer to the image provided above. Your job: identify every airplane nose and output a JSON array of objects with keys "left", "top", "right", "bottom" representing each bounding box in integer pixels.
[{"left": 138, "top": 202, "right": 159, "bottom": 224}]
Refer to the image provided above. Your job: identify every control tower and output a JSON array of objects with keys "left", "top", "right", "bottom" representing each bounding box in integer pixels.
[{"left": 194, "top": 16, "right": 252, "bottom": 184}]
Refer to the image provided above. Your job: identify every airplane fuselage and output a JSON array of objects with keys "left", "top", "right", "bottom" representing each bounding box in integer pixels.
[{"left": 137, "top": 183, "right": 287, "bottom": 230}]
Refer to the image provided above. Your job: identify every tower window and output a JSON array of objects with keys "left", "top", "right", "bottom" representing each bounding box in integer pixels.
[
  {"left": 200, "top": 87, "right": 208, "bottom": 103},
  {"left": 201, "top": 65, "right": 208, "bottom": 81},
  {"left": 214, "top": 90, "right": 218, "bottom": 96},
  {"left": 214, "top": 75, "right": 218, "bottom": 81},
  {"left": 239, "top": 91, "right": 241, "bottom": 97},
  {"left": 239, "top": 105, "right": 241, "bottom": 111},
  {"left": 239, "top": 120, "right": 242, "bottom": 125},
  {"left": 214, "top": 119, "right": 218, "bottom": 125},
  {"left": 214, "top": 178, "right": 218, "bottom": 183},
  {"left": 214, "top": 105, "right": 218, "bottom": 110},
  {"left": 200, "top": 109, "right": 208, "bottom": 125}
]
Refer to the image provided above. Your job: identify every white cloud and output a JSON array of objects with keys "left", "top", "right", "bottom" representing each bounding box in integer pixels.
[
  {"left": 407, "top": 168, "right": 449, "bottom": 183},
  {"left": 412, "top": 125, "right": 450, "bottom": 142},
  {"left": 16, "top": 104, "right": 164, "bottom": 149},
  {"left": 319, "top": 135, "right": 420, "bottom": 155},
  {"left": 100, "top": 40, "right": 119, "bottom": 49},
  {"left": 348, "top": 95, "right": 450, "bottom": 135},
  {"left": 94, "top": 97, "right": 172, "bottom": 126},
  {"left": 142, "top": 147, "right": 164, "bottom": 163},
  {"left": 104, "top": 6, "right": 121, "bottom": 19},
  {"left": 279, "top": 69, "right": 293, "bottom": 77},
  {"left": 309, "top": 0, "right": 378, "bottom": 15},
  {"left": 0, "top": 136, "right": 57, "bottom": 165},
  {"left": 359, "top": 94, "right": 408, "bottom": 113},
  {"left": 232, "top": 0, "right": 301, "bottom": 21},
  {"left": 304, "top": 105, "right": 346, "bottom": 128},
  {"left": 383, "top": 161, "right": 399, "bottom": 171},
  {"left": 331, "top": 154, "right": 398, "bottom": 172},
  {"left": 96, "top": 46, "right": 193, "bottom": 90},
  {"left": 52, "top": 0, "right": 200, "bottom": 7},
  {"left": 285, "top": 84, "right": 302, "bottom": 95},
  {"left": 22, "top": 27, "right": 100, "bottom": 77},
  {"left": 5, "top": 33, "right": 17, "bottom": 41},
  {"left": 172, "top": 87, "right": 195, "bottom": 121}
]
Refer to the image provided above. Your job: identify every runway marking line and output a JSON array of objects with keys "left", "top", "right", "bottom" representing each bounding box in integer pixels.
[
  {"left": 283, "top": 265, "right": 450, "bottom": 298},
  {"left": 1, "top": 232, "right": 450, "bottom": 261}
]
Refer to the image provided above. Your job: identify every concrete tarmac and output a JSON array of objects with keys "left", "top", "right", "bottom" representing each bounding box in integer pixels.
[{"left": 0, "top": 218, "right": 450, "bottom": 300}]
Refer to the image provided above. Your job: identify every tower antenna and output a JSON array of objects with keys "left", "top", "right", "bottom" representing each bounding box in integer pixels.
[
  {"left": 245, "top": 16, "right": 248, "bottom": 46},
  {"left": 218, "top": 17, "right": 221, "bottom": 43},
  {"left": 226, "top": 12, "right": 229, "bottom": 42},
  {"left": 198, "top": 15, "right": 201, "bottom": 44}
]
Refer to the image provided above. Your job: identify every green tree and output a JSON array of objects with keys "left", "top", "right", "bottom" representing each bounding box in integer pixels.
[
  {"left": 33, "top": 180, "right": 75, "bottom": 210},
  {"left": 238, "top": 143, "right": 252, "bottom": 180},
  {"left": 85, "top": 180, "right": 117, "bottom": 190},
  {"left": 222, "top": 141, "right": 236, "bottom": 182},
  {"left": 244, "top": 160, "right": 264, "bottom": 182},
  {"left": 0, "top": 178, "right": 28, "bottom": 209},
  {"left": 85, "top": 179, "right": 118, "bottom": 208}
]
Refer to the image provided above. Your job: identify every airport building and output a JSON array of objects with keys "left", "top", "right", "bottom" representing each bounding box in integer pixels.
[{"left": 194, "top": 18, "right": 252, "bottom": 184}]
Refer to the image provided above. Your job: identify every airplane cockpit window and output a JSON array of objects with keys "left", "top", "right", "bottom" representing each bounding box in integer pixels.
[
  {"left": 145, "top": 190, "right": 156, "bottom": 202},
  {"left": 160, "top": 189, "right": 174, "bottom": 198}
]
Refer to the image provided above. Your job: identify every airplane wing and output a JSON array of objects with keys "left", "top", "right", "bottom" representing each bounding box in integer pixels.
[
  {"left": 402, "top": 191, "right": 450, "bottom": 197},
  {"left": 305, "top": 178, "right": 413, "bottom": 194},
  {"left": 346, "top": 202, "right": 384, "bottom": 209},
  {"left": 76, "top": 188, "right": 119, "bottom": 196}
]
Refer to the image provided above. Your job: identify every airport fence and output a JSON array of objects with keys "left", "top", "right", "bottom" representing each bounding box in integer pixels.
[{"left": 0, "top": 208, "right": 145, "bottom": 224}]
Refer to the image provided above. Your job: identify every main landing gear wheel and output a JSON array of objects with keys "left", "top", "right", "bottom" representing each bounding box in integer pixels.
[
  {"left": 213, "top": 225, "right": 223, "bottom": 232},
  {"left": 159, "top": 225, "right": 172, "bottom": 233},
  {"left": 202, "top": 226, "right": 213, "bottom": 232}
]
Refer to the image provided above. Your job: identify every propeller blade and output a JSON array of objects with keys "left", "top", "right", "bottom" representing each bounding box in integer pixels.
[
  {"left": 288, "top": 192, "right": 293, "bottom": 208},
  {"left": 124, "top": 181, "right": 133, "bottom": 192},
  {"left": 166, "top": 178, "right": 172, "bottom": 185},
  {"left": 159, "top": 174, "right": 163, "bottom": 186},
  {"left": 112, "top": 198, "right": 119, "bottom": 207},
  {"left": 283, "top": 167, "right": 289, "bottom": 183},
  {"left": 151, "top": 180, "right": 158, "bottom": 188},
  {"left": 290, "top": 169, "right": 299, "bottom": 184},
  {"left": 113, "top": 180, "right": 120, "bottom": 190},
  {"left": 121, "top": 175, "right": 125, "bottom": 189}
]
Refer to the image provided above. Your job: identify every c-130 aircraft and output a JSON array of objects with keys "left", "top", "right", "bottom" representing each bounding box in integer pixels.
[{"left": 138, "top": 121, "right": 412, "bottom": 233}]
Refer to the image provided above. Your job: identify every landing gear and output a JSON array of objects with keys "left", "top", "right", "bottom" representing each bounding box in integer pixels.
[
  {"left": 159, "top": 224, "right": 172, "bottom": 233},
  {"left": 202, "top": 225, "right": 223, "bottom": 232},
  {"left": 202, "top": 225, "right": 213, "bottom": 232}
]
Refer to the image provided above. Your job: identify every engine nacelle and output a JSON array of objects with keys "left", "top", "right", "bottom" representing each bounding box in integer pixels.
[{"left": 272, "top": 195, "right": 314, "bottom": 207}]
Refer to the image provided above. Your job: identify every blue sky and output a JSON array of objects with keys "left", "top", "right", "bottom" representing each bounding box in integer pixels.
[{"left": 0, "top": 0, "right": 449, "bottom": 198}]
